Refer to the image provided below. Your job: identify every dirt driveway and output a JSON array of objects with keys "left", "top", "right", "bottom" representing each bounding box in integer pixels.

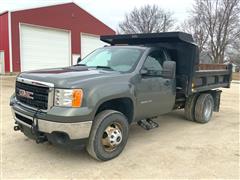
[{"left": 1, "top": 76, "right": 239, "bottom": 179}]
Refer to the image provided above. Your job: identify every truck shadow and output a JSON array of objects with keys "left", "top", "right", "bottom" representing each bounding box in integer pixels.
[
  {"left": 27, "top": 110, "right": 194, "bottom": 162},
  {"left": 128, "top": 110, "right": 194, "bottom": 140}
]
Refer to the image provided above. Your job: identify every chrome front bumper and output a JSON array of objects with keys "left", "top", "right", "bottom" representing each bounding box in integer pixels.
[{"left": 12, "top": 108, "right": 92, "bottom": 139}]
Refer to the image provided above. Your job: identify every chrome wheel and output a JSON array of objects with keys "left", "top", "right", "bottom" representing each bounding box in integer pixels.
[
  {"left": 204, "top": 98, "right": 212, "bottom": 119},
  {"left": 87, "top": 110, "right": 129, "bottom": 161},
  {"left": 194, "top": 93, "right": 214, "bottom": 123},
  {"left": 101, "top": 122, "right": 123, "bottom": 152}
]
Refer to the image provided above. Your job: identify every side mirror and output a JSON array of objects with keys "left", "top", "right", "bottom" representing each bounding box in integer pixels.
[
  {"left": 162, "top": 61, "right": 176, "bottom": 79},
  {"left": 77, "top": 57, "right": 81, "bottom": 64}
]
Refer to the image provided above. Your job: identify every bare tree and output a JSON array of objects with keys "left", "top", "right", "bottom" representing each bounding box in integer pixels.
[
  {"left": 226, "top": 36, "right": 240, "bottom": 64},
  {"left": 118, "top": 5, "right": 175, "bottom": 34},
  {"left": 189, "top": 0, "right": 240, "bottom": 63},
  {"left": 181, "top": 16, "right": 209, "bottom": 54}
]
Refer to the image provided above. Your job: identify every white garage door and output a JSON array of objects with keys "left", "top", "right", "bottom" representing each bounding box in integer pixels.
[
  {"left": 0, "top": 51, "right": 4, "bottom": 74},
  {"left": 20, "top": 24, "right": 71, "bottom": 71},
  {"left": 81, "top": 34, "right": 107, "bottom": 58}
]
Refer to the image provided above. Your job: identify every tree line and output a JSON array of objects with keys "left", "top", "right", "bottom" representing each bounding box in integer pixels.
[{"left": 118, "top": 0, "right": 240, "bottom": 64}]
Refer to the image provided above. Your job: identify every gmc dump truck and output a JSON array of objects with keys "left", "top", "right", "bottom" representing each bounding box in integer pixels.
[{"left": 10, "top": 32, "right": 232, "bottom": 161}]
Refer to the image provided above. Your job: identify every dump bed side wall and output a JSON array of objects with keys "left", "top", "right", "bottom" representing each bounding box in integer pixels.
[{"left": 192, "top": 64, "right": 232, "bottom": 93}]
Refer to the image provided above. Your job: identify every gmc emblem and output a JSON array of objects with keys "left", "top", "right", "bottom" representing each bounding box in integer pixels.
[{"left": 18, "top": 89, "right": 34, "bottom": 100}]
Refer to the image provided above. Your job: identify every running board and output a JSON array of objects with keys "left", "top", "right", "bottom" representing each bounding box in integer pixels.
[{"left": 137, "top": 119, "right": 159, "bottom": 130}]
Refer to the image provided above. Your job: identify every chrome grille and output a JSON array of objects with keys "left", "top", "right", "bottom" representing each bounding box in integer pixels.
[{"left": 15, "top": 77, "right": 54, "bottom": 111}]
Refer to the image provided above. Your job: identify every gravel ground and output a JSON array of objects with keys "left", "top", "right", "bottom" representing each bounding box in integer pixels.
[{"left": 1, "top": 76, "right": 239, "bottom": 179}]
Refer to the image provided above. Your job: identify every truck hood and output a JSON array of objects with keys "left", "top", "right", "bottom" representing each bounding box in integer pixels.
[{"left": 18, "top": 66, "right": 121, "bottom": 88}]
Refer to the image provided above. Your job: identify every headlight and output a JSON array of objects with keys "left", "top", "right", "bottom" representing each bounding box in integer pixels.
[{"left": 54, "top": 89, "right": 83, "bottom": 107}]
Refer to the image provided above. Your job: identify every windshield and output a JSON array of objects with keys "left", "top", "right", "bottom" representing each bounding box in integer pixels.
[{"left": 79, "top": 47, "right": 144, "bottom": 72}]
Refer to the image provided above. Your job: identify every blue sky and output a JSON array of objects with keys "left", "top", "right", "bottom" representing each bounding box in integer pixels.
[{"left": 0, "top": 0, "right": 195, "bottom": 30}]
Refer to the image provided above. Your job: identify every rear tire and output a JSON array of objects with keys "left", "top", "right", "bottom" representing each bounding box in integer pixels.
[
  {"left": 87, "top": 110, "right": 129, "bottom": 161},
  {"left": 194, "top": 93, "right": 214, "bottom": 123},
  {"left": 184, "top": 94, "right": 199, "bottom": 121}
]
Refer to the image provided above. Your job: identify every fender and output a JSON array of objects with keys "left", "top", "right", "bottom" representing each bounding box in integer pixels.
[{"left": 85, "top": 81, "right": 136, "bottom": 121}]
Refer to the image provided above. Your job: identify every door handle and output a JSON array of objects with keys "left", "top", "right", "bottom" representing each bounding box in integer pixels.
[{"left": 164, "top": 80, "right": 170, "bottom": 86}]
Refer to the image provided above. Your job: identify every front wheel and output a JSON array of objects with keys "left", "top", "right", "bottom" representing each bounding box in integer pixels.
[{"left": 87, "top": 110, "right": 129, "bottom": 161}]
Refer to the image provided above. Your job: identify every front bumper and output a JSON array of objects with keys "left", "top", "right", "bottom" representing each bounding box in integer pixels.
[
  {"left": 10, "top": 94, "right": 93, "bottom": 138},
  {"left": 10, "top": 96, "right": 93, "bottom": 147},
  {"left": 12, "top": 109, "right": 92, "bottom": 140}
]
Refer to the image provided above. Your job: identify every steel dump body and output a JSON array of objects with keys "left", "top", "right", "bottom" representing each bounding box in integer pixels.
[{"left": 193, "top": 64, "right": 232, "bottom": 92}]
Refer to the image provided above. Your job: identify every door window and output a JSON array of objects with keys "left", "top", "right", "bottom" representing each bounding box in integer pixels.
[{"left": 142, "top": 50, "right": 166, "bottom": 76}]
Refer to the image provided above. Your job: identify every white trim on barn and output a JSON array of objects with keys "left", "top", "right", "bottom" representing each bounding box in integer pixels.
[
  {"left": 0, "top": 50, "right": 5, "bottom": 74},
  {"left": 8, "top": 11, "right": 13, "bottom": 72}
]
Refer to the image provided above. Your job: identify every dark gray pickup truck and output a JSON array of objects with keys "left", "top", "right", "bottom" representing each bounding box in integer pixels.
[{"left": 10, "top": 32, "right": 232, "bottom": 161}]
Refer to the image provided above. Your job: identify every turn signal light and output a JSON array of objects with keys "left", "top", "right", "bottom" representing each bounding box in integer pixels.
[{"left": 72, "top": 89, "right": 83, "bottom": 107}]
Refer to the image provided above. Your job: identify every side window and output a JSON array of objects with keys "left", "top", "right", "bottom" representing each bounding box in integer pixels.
[{"left": 143, "top": 50, "right": 166, "bottom": 76}]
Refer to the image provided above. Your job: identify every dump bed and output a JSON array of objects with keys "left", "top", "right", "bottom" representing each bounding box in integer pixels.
[{"left": 192, "top": 64, "right": 232, "bottom": 93}]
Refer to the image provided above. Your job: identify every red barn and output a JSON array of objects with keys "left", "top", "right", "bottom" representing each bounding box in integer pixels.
[{"left": 0, "top": 2, "right": 115, "bottom": 74}]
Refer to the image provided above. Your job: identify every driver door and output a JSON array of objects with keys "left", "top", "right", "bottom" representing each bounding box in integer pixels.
[{"left": 135, "top": 49, "right": 175, "bottom": 120}]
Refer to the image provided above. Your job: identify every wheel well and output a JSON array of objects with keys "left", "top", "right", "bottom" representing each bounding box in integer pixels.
[{"left": 95, "top": 98, "right": 134, "bottom": 124}]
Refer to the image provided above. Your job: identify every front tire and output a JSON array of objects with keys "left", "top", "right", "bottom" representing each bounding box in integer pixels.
[
  {"left": 194, "top": 93, "right": 214, "bottom": 123},
  {"left": 87, "top": 110, "right": 129, "bottom": 161}
]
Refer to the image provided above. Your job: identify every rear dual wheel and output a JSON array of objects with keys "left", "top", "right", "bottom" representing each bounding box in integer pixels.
[
  {"left": 184, "top": 93, "right": 214, "bottom": 123},
  {"left": 195, "top": 94, "right": 214, "bottom": 123}
]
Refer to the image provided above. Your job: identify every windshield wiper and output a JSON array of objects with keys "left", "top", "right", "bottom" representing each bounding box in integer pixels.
[
  {"left": 74, "top": 64, "right": 86, "bottom": 66},
  {"left": 93, "top": 66, "right": 114, "bottom": 71}
]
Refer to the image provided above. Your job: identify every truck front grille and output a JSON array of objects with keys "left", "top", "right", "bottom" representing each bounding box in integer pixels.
[{"left": 16, "top": 81, "right": 49, "bottom": 110}]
